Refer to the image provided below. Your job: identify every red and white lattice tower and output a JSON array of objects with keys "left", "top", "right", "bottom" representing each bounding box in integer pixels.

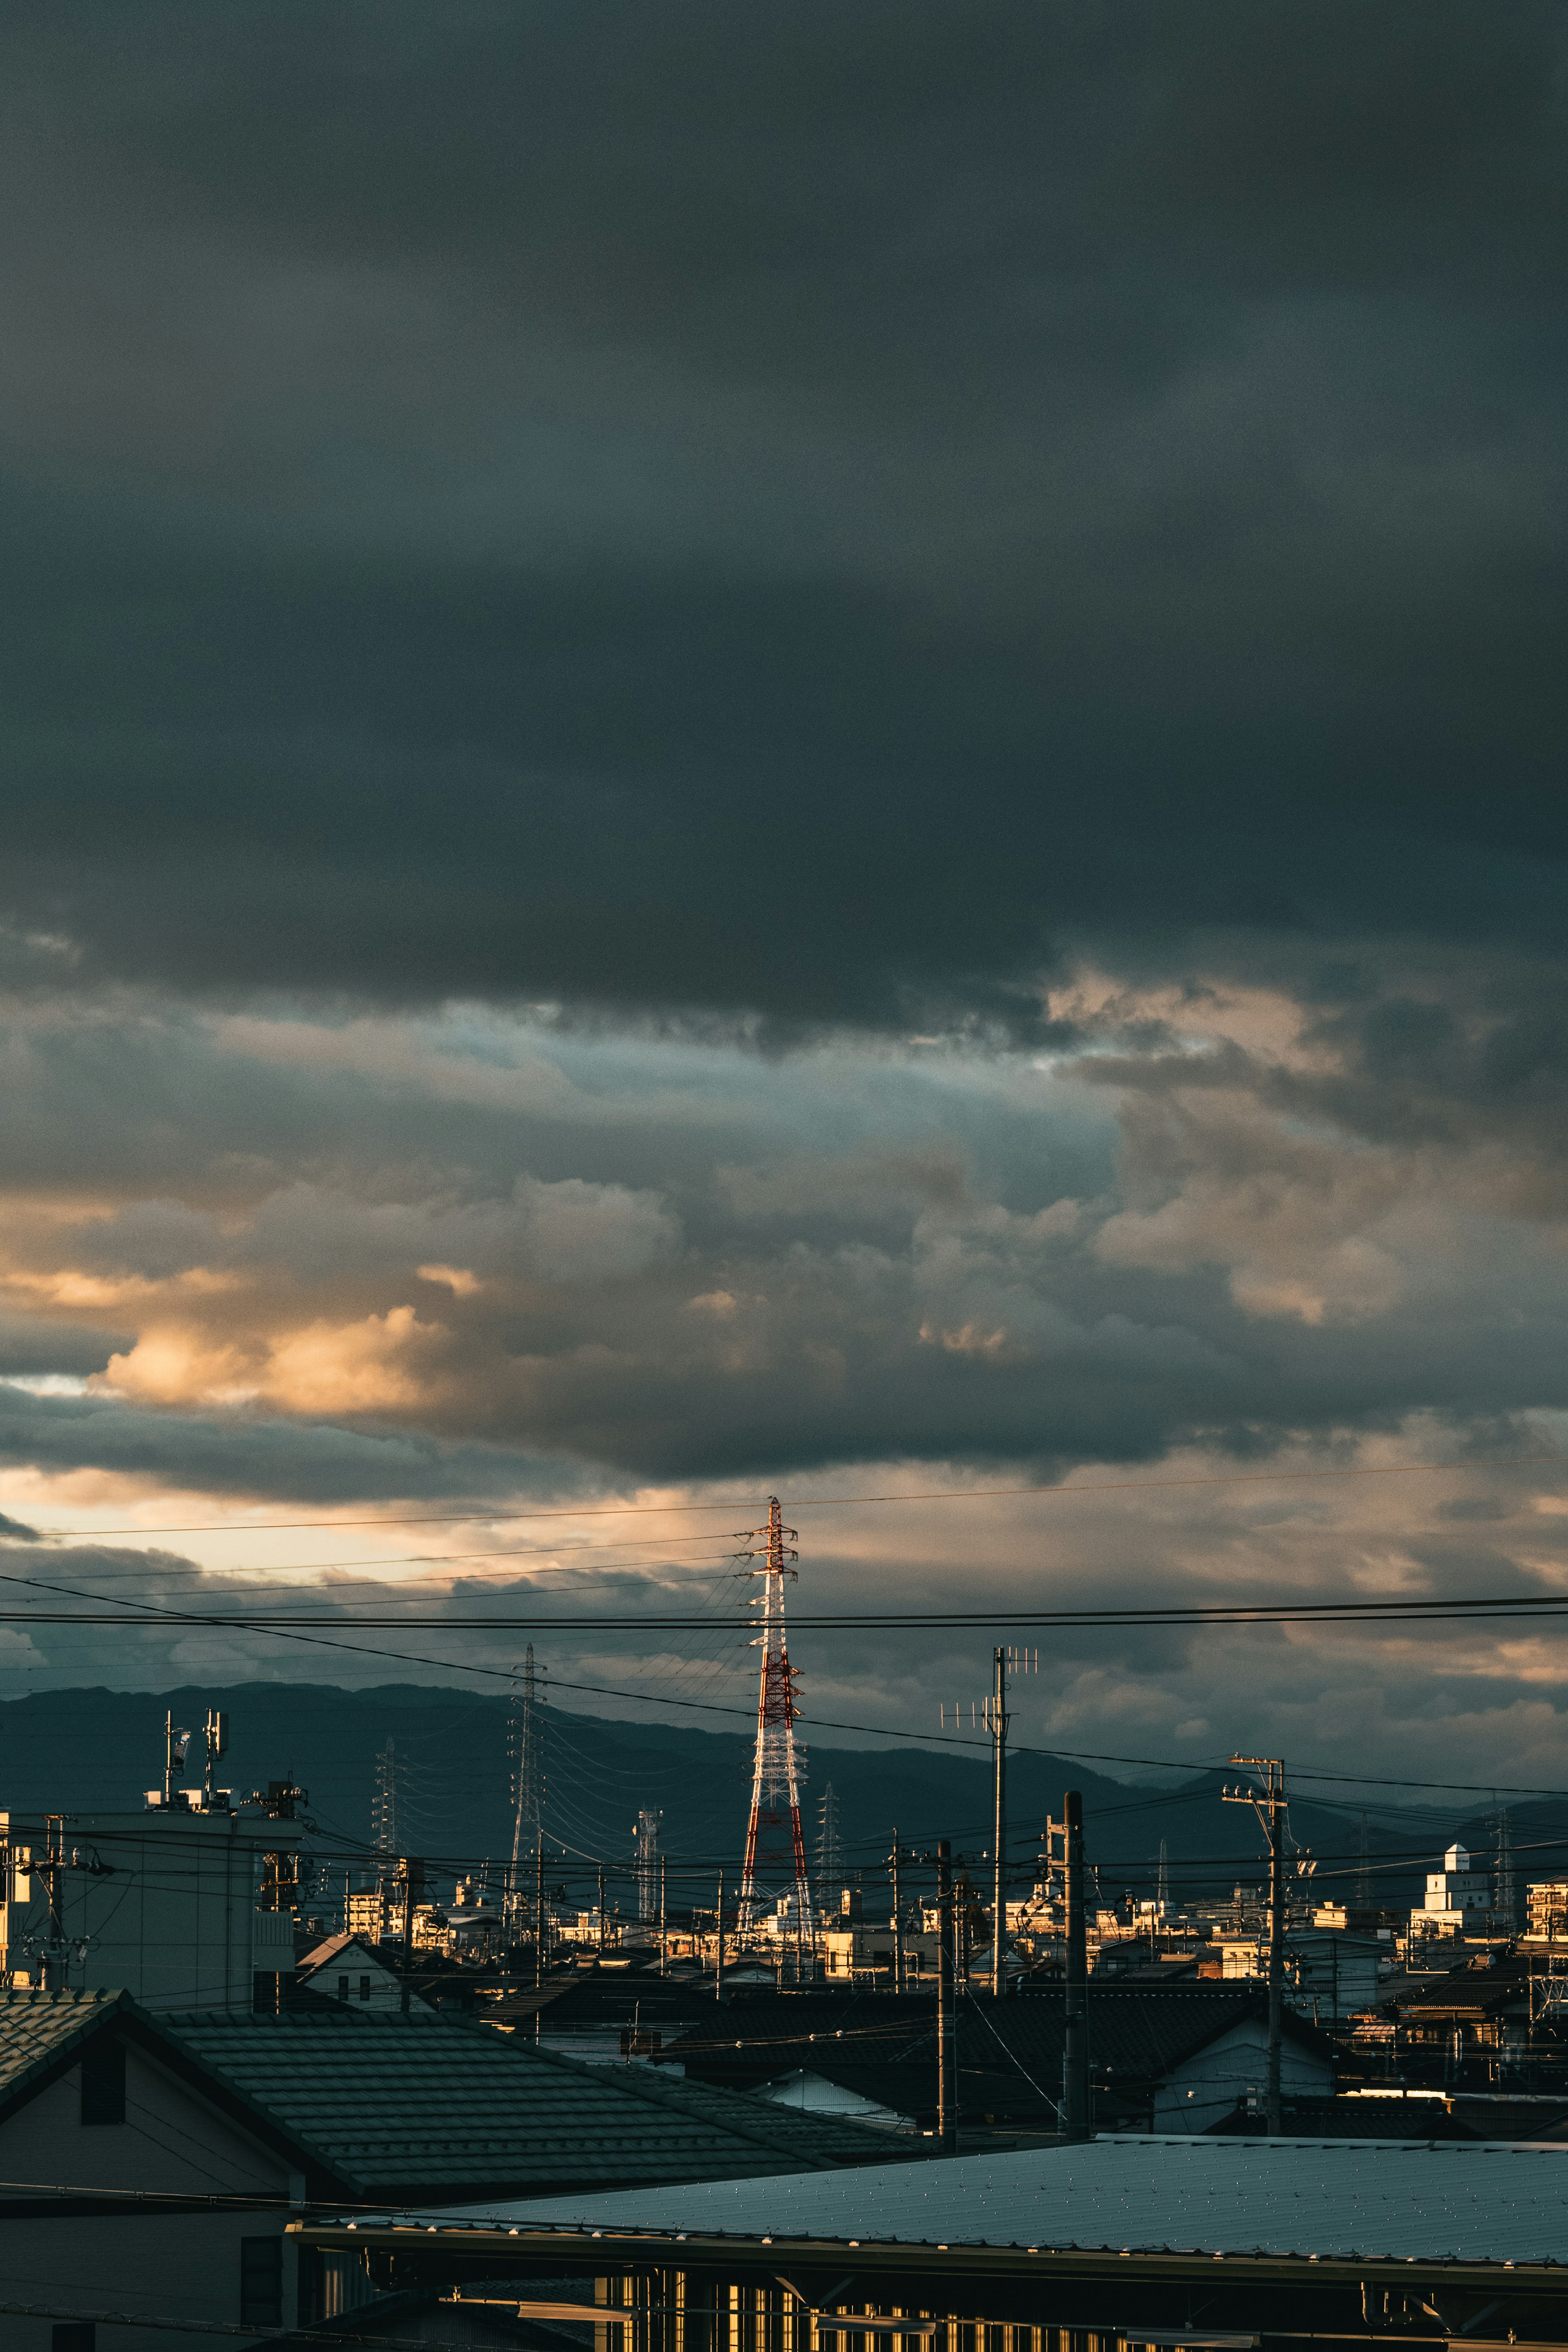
[{"left": 737, "top": 1496, "right": 813, "bottom": 1940}]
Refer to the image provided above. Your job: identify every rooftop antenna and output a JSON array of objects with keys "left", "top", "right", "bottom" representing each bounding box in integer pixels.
[
  {"left": 736, "top": 1497, "right": 811, "bottom": 1958},
  {"left": 203, "top": 1708, "right": 229, "bottom": 1808},
  {"left": 163, "top": 1713, "right": 192, "bottom": 1808}
]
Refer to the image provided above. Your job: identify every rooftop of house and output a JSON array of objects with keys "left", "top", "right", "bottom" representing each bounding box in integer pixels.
[
  {"left": 330, "top": 2134, "right": 1568, "bottom": 2267},
  {"left": 0, "top": 1990, "right": 917, "bottom": 2204},
  {"left": 659, "top": 1983, "right": 1336, "bottom": 2124},
  {"left": 157, "top": 2004, "right": 919, "bottom": 2197},
  {"left": 0, "top": 1985, "right": 123, "bottom": 2109},
  {"left": 295, "top": 1931, "right": 398, "bottom": 1975}
]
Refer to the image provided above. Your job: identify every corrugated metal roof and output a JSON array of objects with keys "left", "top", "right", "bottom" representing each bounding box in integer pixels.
[{"left": 413, "top": 2135, "right": 1568, "bottom": 2263}]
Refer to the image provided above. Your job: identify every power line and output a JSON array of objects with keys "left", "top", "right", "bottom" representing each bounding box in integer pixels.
[
  {"left": 13, "top": 1592, "right": 1568, "bottom": 1629},
  {"left": 11, "top": 1448, "right": 1564, "bottom": 1538}
]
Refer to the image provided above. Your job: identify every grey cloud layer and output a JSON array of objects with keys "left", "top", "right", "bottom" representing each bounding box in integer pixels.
[
  {"left": 0, "top": 1000, "right": 1566, "bottom": 1489},
  {"left": 0, "top": 1, "right": 1560, "bottom": 1022},
  {"left": 0, "top": 3, "right": 1564, "bottom": 1785}
]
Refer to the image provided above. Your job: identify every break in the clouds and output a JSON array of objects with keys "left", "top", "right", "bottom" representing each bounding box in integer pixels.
[{"left": 0, "top": 1, "right": 1564, "bottom": 1784}]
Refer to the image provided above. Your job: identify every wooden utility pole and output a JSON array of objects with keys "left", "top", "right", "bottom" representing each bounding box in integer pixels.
[
  {"left": 1223, "top": 1757, "right": 1288, "bottom": 2134},
  {"left": 597, "top": 1863, "right": 606, "bottom": 1959},
  {"left": 1062, "top": 1792, "right": 1089, "bottom": 2140},
  {"left": 890, "top": 1828, "right": 902, "bottom": 1995},
  {"left": 535, "top": 1842, "right": 546, "bottom": 1995},
  {"left": 935, "top": 1838, "right": 956, "bottom": 2151},
  {"left": 715, "top": 1870, "right": 726, "bottom": 2002},
  {"left": 659, "top": 1854, "right": 667, "bottom": 1975},
  {"left": 399, "top": 1856, "right": 424, "bottom": 2016},
  {"left": 990, "top": 1648, "right": 1007, "bottom": 1998}
]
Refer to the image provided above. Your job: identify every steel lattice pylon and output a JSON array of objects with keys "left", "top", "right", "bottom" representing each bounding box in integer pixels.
[{"left": 737, "top": 1495, "right": 813, "bottom": 1944}]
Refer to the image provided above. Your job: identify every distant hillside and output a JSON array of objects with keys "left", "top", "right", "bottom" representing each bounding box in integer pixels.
[{"left": 0, "top": 1681, "right": 1526, "bottom": 1917}]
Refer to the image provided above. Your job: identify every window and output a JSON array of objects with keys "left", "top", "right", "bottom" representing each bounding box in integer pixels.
[
  {"left": 359, "top": 1975, "right": 371, "bottom": 2001},
  {"left": 52, "top": 2328, "right": 94, "bottom": 2352},
  {"left": 79, "top": 2037, "right": 125, "bottom": 2127},
  {"left": 240, "top": 2237, "right": 284, "bottom": 2329},
  {"left": 337, "top": 1974, "right": 350, "bottom": 2000}
]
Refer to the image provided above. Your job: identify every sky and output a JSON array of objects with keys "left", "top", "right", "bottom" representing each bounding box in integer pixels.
[{"left": 0, "top": 0, "right": 1566, "bottom": 1805}]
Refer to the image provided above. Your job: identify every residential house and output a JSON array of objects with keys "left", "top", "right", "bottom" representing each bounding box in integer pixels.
[{"left": 0, "top": 1986, "right": 913, "bottom": 2350}]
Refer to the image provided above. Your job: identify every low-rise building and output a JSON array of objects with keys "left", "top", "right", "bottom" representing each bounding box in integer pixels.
[
  {"left": 0, "top": 1985, "right": 910, "bottom": 2349},
  {"left": 1528, "top": 1878, "right": 1568, "bottom": 1940},
  {"left": 294, "top": 1931, "right": 405, "bottom": 2010},
  {"left": 1411, "top": 1842, "right": 1492, "bottom": 1941},
  {"left": 303, "top": 2136, "right": 1568, "bottom": 2349}
]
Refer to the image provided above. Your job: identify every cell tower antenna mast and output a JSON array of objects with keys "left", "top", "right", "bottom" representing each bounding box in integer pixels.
[{"left": 737, "top": 1495, "right": 812, "bottom": 1941}]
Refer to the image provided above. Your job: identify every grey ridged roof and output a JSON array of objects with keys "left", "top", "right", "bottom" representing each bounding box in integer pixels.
[
  {"left": 157, "top": 2006, "right": 909, "bottom": 2196},
  {"left": 0, "top": 1988, "right": 124, "bottom": 2108},
  {"left": 410, "top": 2135, "right": 1568, "bottom": 2264}
]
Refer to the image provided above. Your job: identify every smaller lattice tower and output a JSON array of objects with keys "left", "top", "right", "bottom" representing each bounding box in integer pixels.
[
  {"left": 635, "top": 1808, "right": 662, "bottom": 1922},
  {"left": 737, "top": 1496, "right": 812, "bottom": 1939},
  {"left": 1494, "top": 1805, "right": 1516, "bottom": 1930},
  {"left": 372, "top": 1736, "right": 399, "bottom": 1862},
  {"left": 1156, "top": 1838, "right": 1170, "bottom": 1914},
  {"left": 1356, "top": 1812, "right": 1372, "bottom": 1906},
  {"left": 814, "top": 1784, "right": 843, "bottom": 1912},
  {"left": 508, "top": 1646, "right": 546, "bottom": 1928}
]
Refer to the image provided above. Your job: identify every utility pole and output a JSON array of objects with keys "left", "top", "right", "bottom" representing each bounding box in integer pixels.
[
  {"left": 535, "top": 1841, "right": 545, "bottom": 1995},
  {"left": 660, "top": 1854, "right": 668, "bottom": 1975},
  {"left": 1223, "top": 1757, "right": 1287, "bottom": 2134},
  {"left": 398, "top": 1855, "right": 425, "bottom": 2017},
  {"left": 1058, "top": 1791, "right": 1090, "bottom": 2140},
  {"left": 990, "top": 1647, "right": 1007, "bottom": 1998},
  {"left": 890, "top": 1828, "right": 902, "bottom": 1995},
  {"left": 715, "top": 1870, "right": 726, "bottom": 2002},
  {"left": 597, "top": 1863, "right": 606, "bottom": 1959},
  {"left": 935, "top": 1838, "right": 956, "bottom": 2151}
]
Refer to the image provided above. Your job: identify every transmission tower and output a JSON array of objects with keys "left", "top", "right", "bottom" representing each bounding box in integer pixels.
[
  {"left": 815, "top": 1783, "right": 844, "bottom": 1912},
  {"left": 1156, "top": 1837, "right": 1170, "bottom": 1915},
  {"left": 1494, "top": 1804, "right": 1516, "bottom": 1932},
  {"left": 635, "top": 1808, "right": 662, "bottom": 1923},
  {"left": 372, "top": 1736, "right": 399, "bottom": 1860},
  {"left": 508, "top": 1646, "right": 546, "bottom": 1928},
  {"left": 737, "top": 1496, "right": 812, "bottom": 1943}
]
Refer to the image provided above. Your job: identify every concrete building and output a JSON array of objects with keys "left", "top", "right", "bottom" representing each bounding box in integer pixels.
[
  {"left": 1411, "top": 1843, "right": 1491, "bottom": 1941},
  {"left": 2, "top": 1801, "right": 302, "bottom": 2011},
  {"left": 1528, "top": 1878, "right": 1568, "bottom": 1940}
]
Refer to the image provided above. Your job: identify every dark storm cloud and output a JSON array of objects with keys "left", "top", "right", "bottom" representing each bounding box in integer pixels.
[{"left": 0, "top": 0, "right": 1560, "bottom": 1025}]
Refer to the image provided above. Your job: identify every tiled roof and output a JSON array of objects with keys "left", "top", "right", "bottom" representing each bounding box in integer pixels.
[
  {"left": 156, "top": 2006, "right": 911, "bottom": 2198},
  {"left": 0, "top": 1988, "right": 125, "bottom": 2111}
]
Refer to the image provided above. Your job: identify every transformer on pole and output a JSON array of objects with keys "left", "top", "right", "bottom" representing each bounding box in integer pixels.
[{"left": 736, "top": 1496, "right": 812, "bottom": 1943}]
